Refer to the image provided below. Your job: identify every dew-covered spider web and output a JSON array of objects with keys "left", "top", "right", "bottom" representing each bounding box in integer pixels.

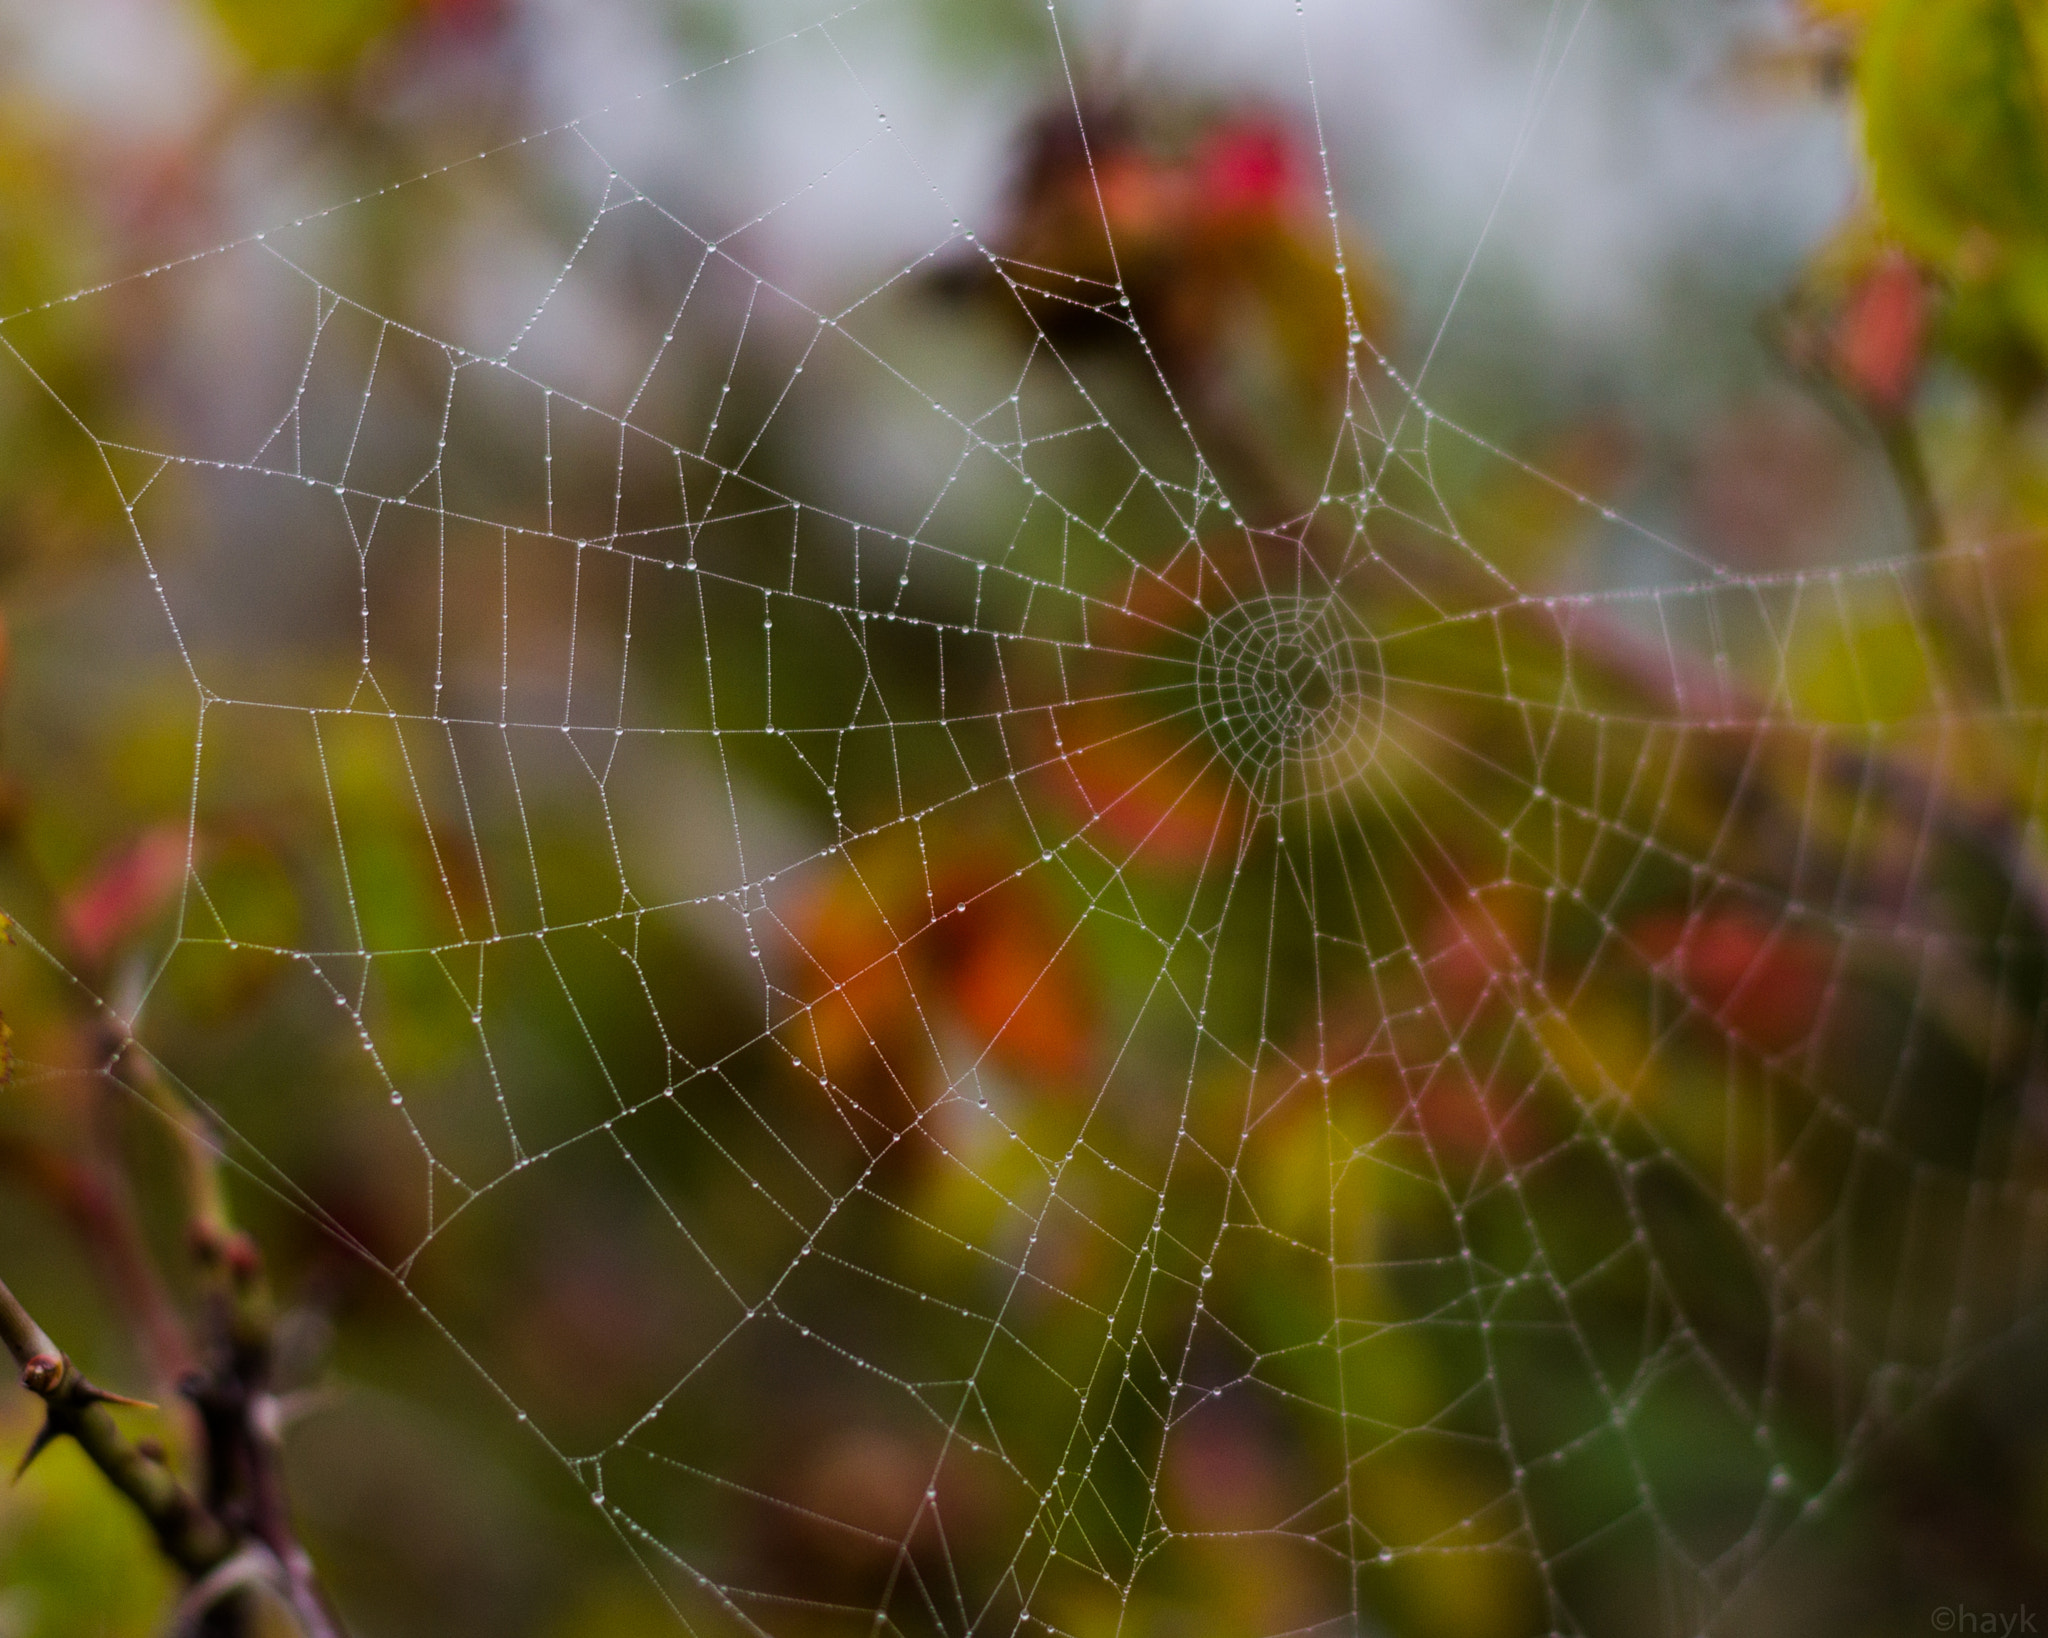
[{"left": 6, "top": 2, "right": 2048, "bottom": 1634}]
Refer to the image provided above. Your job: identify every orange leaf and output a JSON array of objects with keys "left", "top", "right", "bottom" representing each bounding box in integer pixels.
[{"left": 942, "top": 883, "right": 1090, "bottom": 1081}]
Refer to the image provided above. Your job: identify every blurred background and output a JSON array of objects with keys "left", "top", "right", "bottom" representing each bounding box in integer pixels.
[{"left": 0, "top": 0, "right": 2045, "bottom": 1634}]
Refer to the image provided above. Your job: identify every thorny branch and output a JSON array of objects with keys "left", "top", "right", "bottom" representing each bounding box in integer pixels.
[
  {"left": 0, "top": 1025, "right": 349, "bottom": 1638},
  {"left": 0, "top": 1271, "right": 230, "bottom": 1576}
]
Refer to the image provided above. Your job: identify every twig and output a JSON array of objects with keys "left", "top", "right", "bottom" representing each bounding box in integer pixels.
[{"left": 0, "top": 1024, "right": 348, "bottom": 1633}]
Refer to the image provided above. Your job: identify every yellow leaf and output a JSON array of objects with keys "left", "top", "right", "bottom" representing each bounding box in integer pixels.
[{"left": 206, "top": 0, "right": 412, "bottom": 77}]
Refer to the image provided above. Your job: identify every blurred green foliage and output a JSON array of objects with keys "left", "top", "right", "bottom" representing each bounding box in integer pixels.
[
  {"left": 1861, "top": 0, "right": 2048, "bottom": 402},
  {"left": 0, "top": 1401, "right": 173, "bottom": 1637}
]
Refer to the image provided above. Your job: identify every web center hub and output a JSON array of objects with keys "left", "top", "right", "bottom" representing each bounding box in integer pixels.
[{"left": 1194, "top": 593, "right": 1384, "bottom": 802}]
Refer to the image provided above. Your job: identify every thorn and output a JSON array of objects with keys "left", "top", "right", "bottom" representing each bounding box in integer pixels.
[
  {"left": 21, "top": 1352, "right": 156, "bottom": 1410},
  {"left": 14, "top": 1414, "right": 59, "bottom": 1480},
  {"left": 80, "top": 1384, "right": 157, "bottom": 1412}
]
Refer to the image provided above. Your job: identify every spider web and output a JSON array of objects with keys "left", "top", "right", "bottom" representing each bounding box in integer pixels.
[{"left": 5, "top": 2, "right": 2047, "bottom": 1634}]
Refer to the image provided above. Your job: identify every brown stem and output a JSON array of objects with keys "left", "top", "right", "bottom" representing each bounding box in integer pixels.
[
  {"left": 0, "top": 1273, "right": 56, "bottom": 1364},
  {"left": 179, "top": 1238, "right": 345, "bottom": 1638}
]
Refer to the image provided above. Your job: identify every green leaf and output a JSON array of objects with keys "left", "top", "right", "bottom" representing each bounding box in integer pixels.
[
  {"left": 0, "top": 1409, "right": 176, "bottom": 1637},
  {"left": 1860, "top": 0, "right": 2048, "bottom": 263}
]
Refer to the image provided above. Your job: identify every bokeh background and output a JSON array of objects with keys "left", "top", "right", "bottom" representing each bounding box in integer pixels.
[{"left": 0, "top": 1, "right": 2045, "bottom": 1634}]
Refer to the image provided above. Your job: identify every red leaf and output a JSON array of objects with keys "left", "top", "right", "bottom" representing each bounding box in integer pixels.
[
  {"left": 61, "top": 827, "right": 187, "bottom": 967},
  {"left": 1193, "top": 117, "right": 1303, "bottom": 219},
  {"left": 1833, "top": 251, "right": 1927, "bottom": 414},
  {"left": 1632, "top": 906, "right": 1835, "bottom": 1053}
]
